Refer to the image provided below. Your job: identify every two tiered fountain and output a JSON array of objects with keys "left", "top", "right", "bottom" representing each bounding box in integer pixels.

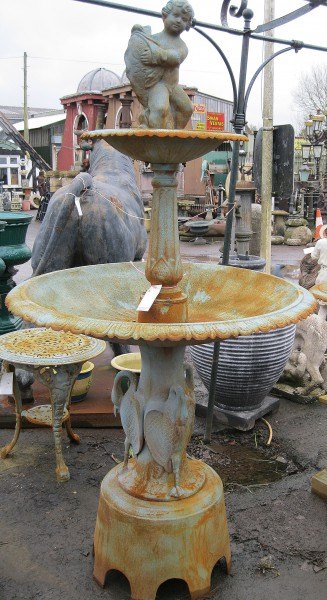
[{"left": 7, "top": 2, "right": 316, "bottom": 598}]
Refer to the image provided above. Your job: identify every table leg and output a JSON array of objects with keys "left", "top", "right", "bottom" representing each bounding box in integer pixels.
[
  {"left": 36, "top": 363, "right": 81, "bottom": 482},
  {"left": 65, "top": 418, "right": 80, "bottom": 444},
  {"left": 0, "top": 362, "right": 23, "bottom": 459}
]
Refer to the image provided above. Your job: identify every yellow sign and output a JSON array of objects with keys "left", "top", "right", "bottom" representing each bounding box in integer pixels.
[{"left": 196, "top": 121, "right": 205, "bottom": 131}]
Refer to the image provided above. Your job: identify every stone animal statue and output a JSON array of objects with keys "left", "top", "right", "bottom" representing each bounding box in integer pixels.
[
  {"left": 299, "top": 253, "right": 320, "bottom": 289},
  {"left": 143, "top": 364, "right": 194, "bottom": 498},
  {"left": 32, "top": 139, "right": 147, "bottom": 276},
  {"left": 111, "top": 370, "right": 144, "bottom": 467},
  {"left": 144, "top": 384, "right": 189, "bottom": 498},
  {"left": 111, "top": 362, "right": 195, "bottom": 498},
  {"left": 280, "top": 313, "right": 327, "bottom": 396}
]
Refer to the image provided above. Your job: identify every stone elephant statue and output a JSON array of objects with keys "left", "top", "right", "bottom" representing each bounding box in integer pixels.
[
  {"left": 32, "top": 139, "right": 147, "bottom": 276},
  {"left": 32, "top": 139, "right": 147, "bottom": 356}
]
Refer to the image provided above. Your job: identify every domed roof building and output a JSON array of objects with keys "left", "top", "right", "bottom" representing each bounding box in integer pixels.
[
  {"left": 120, "top": 70, "right": 130, "bottom": 86},
  {"left": 77, "top": 68, "right": 121, "bottom": 93},
  {"left": 57, "top": 65, "right": 234, "bottom": 203},
  {"left": 58, "top": 67, "right": 125, "bottom": 170}
]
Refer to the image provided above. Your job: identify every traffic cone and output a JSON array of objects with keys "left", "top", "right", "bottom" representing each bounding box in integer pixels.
[{"left": 314, "top": 208, "right": 323, "bottom": 240}]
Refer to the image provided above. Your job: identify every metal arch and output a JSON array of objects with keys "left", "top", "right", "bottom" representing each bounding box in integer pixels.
[
  {"left": 221, "top": 1, "right": 248, "bottom": 28},
  {"left": 72, "top": 1, "right": 327, "bottom": 53},
  {"left": 243, "top": 47, "right": 294, "bottom": 114},
  {"left": 254, "top": 2, "right": 323, "bottom": 33},
  {"left": 193, "top": 27, "right": 238, "bottom": 112}
]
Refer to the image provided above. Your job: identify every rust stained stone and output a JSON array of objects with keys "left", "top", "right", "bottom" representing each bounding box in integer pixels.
[{"left": 7, "top": 262, "right": 317, "bottom": 344}]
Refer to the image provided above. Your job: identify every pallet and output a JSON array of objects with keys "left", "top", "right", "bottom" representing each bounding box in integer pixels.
[{"left": 0, "top": 345, "right": 120, "bottom": 429}]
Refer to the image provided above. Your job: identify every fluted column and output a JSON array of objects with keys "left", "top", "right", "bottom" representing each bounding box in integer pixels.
[{"left": 138, "top": 163, "right": 188, "bottom": 323}]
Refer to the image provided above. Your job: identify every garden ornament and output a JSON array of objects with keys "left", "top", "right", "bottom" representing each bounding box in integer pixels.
[
  {"left": 32, "top": 140, "right": 147, "bottom": 276},
  {"left": 124, "top": 0, "right": 194, "bottom": 129},
  {"left": 6, "top": 1, "right": 318, "bottom": 597}
]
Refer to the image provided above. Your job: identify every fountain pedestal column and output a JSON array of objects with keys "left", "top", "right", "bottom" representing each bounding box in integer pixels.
[{"left": 139, "top": 163, "right": 188, "bottom": 324}]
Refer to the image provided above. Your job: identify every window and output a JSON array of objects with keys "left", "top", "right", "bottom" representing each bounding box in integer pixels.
[
  {"left": 0, "top": 168, "right": 8, "bottom": 185},
  {"left": 11, "top": 168, "right": 19, "bottom": 186},
  {"left": 0, "top": 155, "right": 21, "bottom": 187},
  {"left": 73, "top": 113, "right": 89, "bottom": 168}
]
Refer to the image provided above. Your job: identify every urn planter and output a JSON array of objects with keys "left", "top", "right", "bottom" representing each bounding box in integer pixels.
[
  {"left": 190, "top": 324, "right": 296, "bottom": 430},
  {"left": 0, "top": 212, "right": 33, "bottom": 334}
]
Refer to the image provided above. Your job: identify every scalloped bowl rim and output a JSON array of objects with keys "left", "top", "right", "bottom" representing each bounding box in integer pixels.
[{"left": 6, "top": 262, "right": 317, "bottom": 345}]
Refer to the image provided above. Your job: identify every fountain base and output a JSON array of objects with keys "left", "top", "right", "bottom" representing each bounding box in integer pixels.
[{"left": 93, "top": 462, "right": 231, "bottom": 600}]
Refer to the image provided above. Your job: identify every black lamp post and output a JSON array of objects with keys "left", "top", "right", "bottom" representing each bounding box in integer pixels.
[
  {"left": 303, "top": 111, "right": 326, "bottom": 181},
  {"left": 301, "top": 111, "right": 327, "bottom": 224}
]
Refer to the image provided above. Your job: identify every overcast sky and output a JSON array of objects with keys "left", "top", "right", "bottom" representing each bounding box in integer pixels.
[{"left": 0, "top": 0, "right": 326, "bottom": 131}]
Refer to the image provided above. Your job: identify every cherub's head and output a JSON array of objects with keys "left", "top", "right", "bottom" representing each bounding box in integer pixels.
[{"left": 162, "top": 0, "right": 194, "bottom": 32}]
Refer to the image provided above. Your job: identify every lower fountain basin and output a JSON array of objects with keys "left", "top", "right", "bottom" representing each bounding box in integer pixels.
[{"left": 6, "top": 262, "right": 316, "bottom": 345}]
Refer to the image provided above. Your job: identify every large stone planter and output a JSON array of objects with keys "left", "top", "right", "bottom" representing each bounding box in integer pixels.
[{"left": 190, "top": 324, "right": 296, "bottom": 430}]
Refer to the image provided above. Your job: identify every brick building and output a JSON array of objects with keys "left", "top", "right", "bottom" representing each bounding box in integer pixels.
[{"left": 57, "top": 67, "right": 234, "bottom": 198}]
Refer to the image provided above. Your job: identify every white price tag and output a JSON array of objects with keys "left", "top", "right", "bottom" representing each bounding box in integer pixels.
[
  {"left": 137, "top": 285, "right": 162, "bottom": 312},
  {"left": 0, "top": 372, "right": 14, "bottom": 396},
  {"left": 75, "top": 196, "right": 83, "bottom": 217}
]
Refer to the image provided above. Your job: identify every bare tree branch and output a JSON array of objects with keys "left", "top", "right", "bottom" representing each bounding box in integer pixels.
[{"left": 292, "top": 64, "right": 327, "bottom": 121}]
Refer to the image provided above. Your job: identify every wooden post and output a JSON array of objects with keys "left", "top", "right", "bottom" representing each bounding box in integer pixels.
[
  {"left": 260, "top": 0, "right": 275, "bottom": 274},
  {"left": 23, "top": 52, "right": 29, "bottom": 144}
]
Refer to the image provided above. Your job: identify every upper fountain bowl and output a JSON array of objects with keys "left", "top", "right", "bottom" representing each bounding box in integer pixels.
[
  {"left": 7, "top": 262, "right": 316, "bottom": 346},
  {"left": 81, "top": 128, "right": 247, "bottom": 164}
]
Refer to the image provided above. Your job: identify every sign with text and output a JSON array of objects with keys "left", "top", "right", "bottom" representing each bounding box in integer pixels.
[
  {"left": 193, "top": 103, "right": 206, "bottom": 114},
  {"left": 206, "top": 112, "right": 225, "bottom": 131},
  {"left": 196, "top": 121, "right": 205, "bottom": 131}
]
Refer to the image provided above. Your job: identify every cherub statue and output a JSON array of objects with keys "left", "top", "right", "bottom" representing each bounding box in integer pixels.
[{"left": 124, "top": 0, "right": 194, "bottom": 129}]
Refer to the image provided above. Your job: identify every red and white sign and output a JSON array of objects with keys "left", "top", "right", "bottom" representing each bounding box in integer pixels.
[
  {"left": 206, "top": 112, "right": 225, "bottom": 131},
  {"left": 193, "top": 103, "right": 206, "bottom": 114}
]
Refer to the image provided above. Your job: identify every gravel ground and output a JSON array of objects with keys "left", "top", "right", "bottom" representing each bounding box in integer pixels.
[{"left": 1, "top": 372, "right": 327, "bottom": 600}]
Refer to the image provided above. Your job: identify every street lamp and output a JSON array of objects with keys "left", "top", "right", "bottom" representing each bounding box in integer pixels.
[
  {"left": 305, "top": 119, "right": 314, "bottom": 138},
  {"left": 301, "top": 144, "right": 311, "bottom": 161},
  {"left": 299, "top": 163, "right": 310, "bottom": 183},
  {"left": 313, "top": 142, "right": 323, "bottom": 179},
  {"left": 302, "top": 111, "right": 326, "bottom": 183},
  {"left": 312, "top": 113, "right": 325, "bottom": 134}
]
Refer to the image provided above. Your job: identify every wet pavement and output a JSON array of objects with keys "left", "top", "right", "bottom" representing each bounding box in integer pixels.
[{"left": 14, "top": 213, "right": 305, "bottom": 284}]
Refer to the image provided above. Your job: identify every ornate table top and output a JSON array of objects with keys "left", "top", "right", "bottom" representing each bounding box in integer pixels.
[{"left": 0, "top": 328, "right": 106, "bottom": 365}]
